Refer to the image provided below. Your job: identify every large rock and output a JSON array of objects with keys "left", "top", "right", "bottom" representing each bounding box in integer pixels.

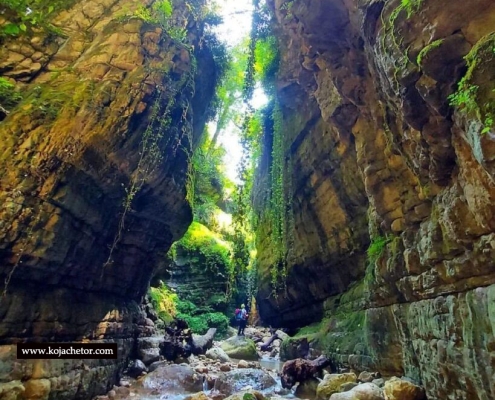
[
  {"left": 317, "top": 373, "right": 358, "bottom": 399},
  {"left": 0, "top": 381, "right": 24, "bottom": 400},
  {"left": 214, "top": 369, "right": 276, "bottom": 396},
  {"left": 128, "top": 360, "right": 148, "bottom": 378},
  {"left": 206, "top": 347, "right": 231, "bottom": 363},
  {"left": 383, "top": 377, "right": 425, "bottom": 400},
  {"left": 141, "top": 364, "right": 203, "bottom": 393},
  {"left": 137, "top": 336, "right": 163, "bottom": 365},
  {"left": 220, "top": 337, "right": 259, "bottom": 361},
  {"left": 330, "top": 383, "right": 384, "bottom": 400}
]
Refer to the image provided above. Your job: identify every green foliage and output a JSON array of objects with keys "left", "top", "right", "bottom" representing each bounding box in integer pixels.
[
  {"left": 168, "top": 26, "right": 188, "bottom": 42},
  {"left": 416, "top": 38, "right": 444, "bottom": 65},
  {"left": 175, "top": 299, "right": 229, "bottom": 336},
  {"left": 0, "top": 0, "right": 72, "bottom": 39},
  {"left": 176, "top": 299, "right": 198, "bottom": 315},
  {"left": 448, "top": 33, "right": 495, "bottom": 135},
  {"left": 154, "top": 0, "right": 173, "bottom": 19},
  {"left": 180, "top": 315, "right": 209, "bottom": 333},
  {"left": 254, "top": 35, "right": 279, "bottom": 89},
  {"left": 105, "top": 59, "right": 196, "bottom": 268},
  {"left": 0, "top": 77, "right": 22, "bottom": 110},
  {"left": 172, "top": 222, "right": 233, "bottom": 277},
  {"left": 367, "top": 236, "right": 391, "bottom": 266},
  {"left": 148, "top": 283, "right": 178, "bottom": 324},
  {"left": 280, "top": 0, "right": 295, "bottom": 20},
  {"left": 389, "top": 0, "right": 423, "bottom": 26},
  {"left": 16, "top": 77, "right": 95, "bottom": 122},
  {"left": 133, "top": 0, "right": 173, "bottom": 27},
  {"left": 188, "top": 132, "right": 229, "bottom": 211},
  {"left": 206, "top": 43, "right": 248, "bottom": 150},
  {"left": 262, "top": 100, "right": 296, "bottom": 296},
  {"left": 448, "top": 84, "right": 479, "bottom": 114},
  {"left": 400, "top": 0, "right": 423, "bottom": 18}
]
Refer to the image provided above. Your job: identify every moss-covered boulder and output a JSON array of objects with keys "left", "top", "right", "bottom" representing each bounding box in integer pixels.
[{"left": 220, "top": 336, "right": 259, "bottom": 360}]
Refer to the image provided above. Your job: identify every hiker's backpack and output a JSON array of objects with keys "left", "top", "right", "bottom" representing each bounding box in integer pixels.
[{"left": 235, "top": 309, "right": 242, "bottom": 321}]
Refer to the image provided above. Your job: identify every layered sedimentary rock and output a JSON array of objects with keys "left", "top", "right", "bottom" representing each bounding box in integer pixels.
[
  {"left": 0, "top": 0, "right": 217, "bottom": 397},
  {"left": 254, "top": 0, "right": 495, "bottom": 398}
]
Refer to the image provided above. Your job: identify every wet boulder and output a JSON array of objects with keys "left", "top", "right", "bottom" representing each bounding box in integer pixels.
[
  {"left": 141, "top": 364, "right": 203, "bottom": 393},
  {"left": 215, "top": 368, "right": 276, "bottom": 396},
  {"left": 383, "top": 377, "right": 426, "bottom": 400},
  {"left": 317, "top": 373, "right": 357, "bottom": 399},
  {"left": 206, "top": 347, "right": 231, "bottom": 363},
  {"left": 329, "top": 383, "right": 384, "bottom": 400},
  {"left": 128, "top": 360, "right": 147, "bottom": 378},
  {"left": 220, "top": 337, "right": 258, "bottom": 361},
  {"left": 137, "top": 336, "right": 163, "bottom": 365}
]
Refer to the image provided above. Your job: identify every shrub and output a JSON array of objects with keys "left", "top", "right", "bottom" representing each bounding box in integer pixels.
[
  {"left": 0, "top": 77, "right": 22, "bottom": 110},
  {"left": 178, "top": 314, "right": 209, "bottom": 334},
  {"left": 176, "top": 299, "right": 198, "bottom": 315},
  {"left": 148, "top": 283, "right": 178, "bottom": 324},
  {"left": 172, "top": 222, "right": 233, "bottom": 277},
  {"left": 205, "top": 312, "right": 230, "bottom": 336},
  {"left": 367, "top": 236, "right": 390, "bottom": 266}
]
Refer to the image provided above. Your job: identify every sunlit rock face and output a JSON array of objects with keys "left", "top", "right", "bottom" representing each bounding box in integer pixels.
[
  {"left": 0, "top": 0, "right": 217, "bottom": 397},
  {"left": 254, "top": 0, "right": 495, "bottom": 398}
]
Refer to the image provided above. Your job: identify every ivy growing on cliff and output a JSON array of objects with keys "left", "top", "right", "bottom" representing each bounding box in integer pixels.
[
  {"left": 103, "top": 49, "right": 197, "bottom": 271},
  {"left": 0, "top": 0, "right": 73, "bottom": 39},
  {"left": 235, "top": 0, "right": 294, "bottom": 297},
  {"left": 380, "top": 0, "right": 424, "bottom": 90},
  {"left": 268, "top": 100, "right": 289, "bottom": 291},
  {"left": 0, "top": 77, "right": 22, "bottom": 116},
  {"left": 448, "top": 33, "right": 495, "bottom": 135}
]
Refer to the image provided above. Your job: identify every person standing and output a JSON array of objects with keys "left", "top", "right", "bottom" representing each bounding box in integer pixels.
[{"left": 236, "top": 304, "right": 248, "bottom": 336}]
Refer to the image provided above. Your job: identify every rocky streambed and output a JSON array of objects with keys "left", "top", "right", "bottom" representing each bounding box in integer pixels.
[{"left": 92, "top": 327, "right": 427, "bottom": 400}]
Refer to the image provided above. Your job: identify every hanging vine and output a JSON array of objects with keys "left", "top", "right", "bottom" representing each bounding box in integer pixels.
[{"left": 102, "top": 48, "right": 196, "bottom": 272}]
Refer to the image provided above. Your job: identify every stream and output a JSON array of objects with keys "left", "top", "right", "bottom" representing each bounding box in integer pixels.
[{"left": 112, "top": 361, "right": 299, "bottom": 400}]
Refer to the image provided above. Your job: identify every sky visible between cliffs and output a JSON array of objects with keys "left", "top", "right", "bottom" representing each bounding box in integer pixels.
[{"left": 212, "top": 0, "right": 268, "bottom": 182}]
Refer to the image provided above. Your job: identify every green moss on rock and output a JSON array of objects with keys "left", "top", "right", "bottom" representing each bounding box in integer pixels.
[
  {"left": 416, "top": 38, "right": 444, "bottom": 66},
  {"left": 220, "top": 336, "right": 258, "bottom": 360},
  {"left": 172, "top": 221, "right": 232, "bottom": 277}
]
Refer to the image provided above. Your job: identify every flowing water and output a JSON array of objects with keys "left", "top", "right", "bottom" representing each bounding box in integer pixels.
[
  {"left": 116, "top": 355, "right": 304, "bottom": 400},
  {"left": 259, "top": 357, "right": 283, "bottom": 372}
]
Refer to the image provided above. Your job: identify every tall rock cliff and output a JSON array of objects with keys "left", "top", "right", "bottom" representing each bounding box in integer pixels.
[
  {"left": 0, "top": 0, "right": 218, "bottom": 398},
  {"left": 254, "top": 0, "right": 495, "bottom": 398}
]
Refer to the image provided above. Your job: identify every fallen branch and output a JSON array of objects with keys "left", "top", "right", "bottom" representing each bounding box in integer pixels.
[{"left": 260, "top": 332, "right": 279, "bottom": 351}]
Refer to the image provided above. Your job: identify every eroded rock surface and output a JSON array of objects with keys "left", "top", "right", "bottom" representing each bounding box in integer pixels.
[
  {"left": 254, "top": 0, "right": 495, "bottom": 399},
  {"left": 0, "top": 0, "right": 218, "bottom": 397}
]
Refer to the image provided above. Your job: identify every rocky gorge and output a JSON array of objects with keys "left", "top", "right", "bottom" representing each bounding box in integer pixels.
[
  {"left": 253, "top": 0, "right": 495, "bottom": 399},
  {"left": 0, "top": 0, "right": 494, "bottom": 399},
  {"left": 0, "top": 0, "right": 218, "bottom": 397}
]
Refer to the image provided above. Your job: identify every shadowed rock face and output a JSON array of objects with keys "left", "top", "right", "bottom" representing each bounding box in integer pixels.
[
  {"left": 0, "top": 0, "right": 217, "bottom": 397},
  {"left": 254, "top": 0, "right": 495, "bottom": 398}
]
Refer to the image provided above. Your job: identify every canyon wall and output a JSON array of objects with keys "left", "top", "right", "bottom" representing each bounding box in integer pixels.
[
  {"left": 0, "top": 0, "right": 217, "bottom": 398},
  {"left": 254, "top": 0, "right": 495, "bottom": 399}
]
